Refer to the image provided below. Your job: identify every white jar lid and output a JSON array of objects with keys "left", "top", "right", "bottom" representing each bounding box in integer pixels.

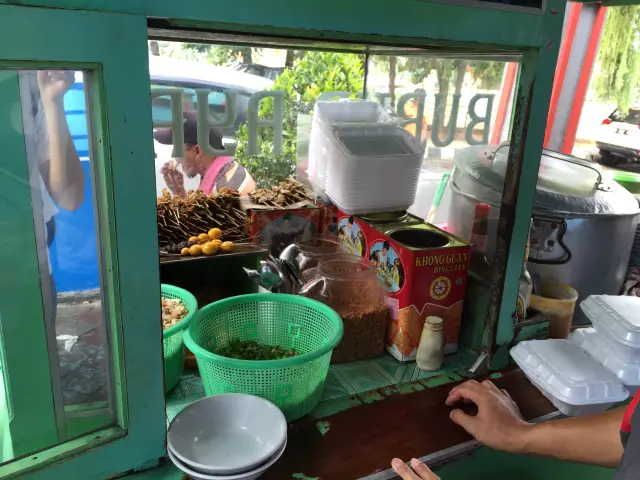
[
  {"left": 581, "top": 295, "right": 640, "bottom": 348},
  {"left": 511, "top": 339, "right": 629, "bottom": 406},
  {"left": 570, "top": 328, "right": 640, "bottom": 387}
]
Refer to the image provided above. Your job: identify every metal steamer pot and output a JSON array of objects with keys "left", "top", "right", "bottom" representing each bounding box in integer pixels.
[{"left": 447, "top": 145, "right": 640, "bottom": 324}]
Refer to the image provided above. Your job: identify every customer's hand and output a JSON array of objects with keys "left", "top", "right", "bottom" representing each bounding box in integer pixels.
[
  {"left": 38, "top": 70, "right": 74, "bottom": 103},
  {"left": 445, "top": 379, "right": 532, "bottom": 453},
  {"left": 391, "top": 458, "right": 440, "bottom": 480},
  {"left": 161, "top": 161, "right": 186, "bottom": 198}
]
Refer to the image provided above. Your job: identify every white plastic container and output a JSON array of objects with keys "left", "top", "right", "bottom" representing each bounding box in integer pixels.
[
  {"left": 581, "top": 295, "right": 640, "bottom": 364},
  {"left": 315, "top": 100, "right": 390, "bottom": 126},
  {"left": 511, "top": 339, "right": 629, "bottom": 417},
  {"left": 569, "top": 328, "right": 640, "bottom": 394},
  {"left": 308, "top": 100, "right": 391, "bottom": 201},
  {"left": 324, "top": 125, "right": 423, "bottom": 214}
]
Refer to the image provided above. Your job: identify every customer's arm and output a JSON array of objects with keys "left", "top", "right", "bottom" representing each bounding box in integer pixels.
[
  {"left": 445, "top": 380, "right": 624, "bottom": 468},
  {"left": 519, "top": 407, "right": 624, "bottom": 467},
  {"left": 38, "top": 70, "right": 85, "bottom": 211}
]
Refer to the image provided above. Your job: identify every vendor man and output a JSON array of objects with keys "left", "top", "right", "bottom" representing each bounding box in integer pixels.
[
  {"left": 156, "top": 111, "right": 256, "bottom": 197},
  {"left": 392, "top": 379, "right": 639, "bottom": 480}
]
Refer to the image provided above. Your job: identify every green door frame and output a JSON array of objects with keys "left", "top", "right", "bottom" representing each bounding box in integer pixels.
[
  {"left": 0, "top": 69, "right": 60, "bottom": 462},
  {"left": 0, "top": 5, "right": 165, "bottom": 479},
  {"left": 0, "top": 0, "right": 568, "bottom": 477}
]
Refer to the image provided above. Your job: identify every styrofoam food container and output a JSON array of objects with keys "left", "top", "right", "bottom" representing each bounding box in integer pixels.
[
  {"left": 315, "top": 100, "right": 391, "bottom": 125},
  {"left": 168, "top": 438, "right": 287, "bottom": 480},
  {"left": 324, "top": 125, "right": 422, "bottom": 214},
  {"left": 308, "top": 100, "right": 391, "bottom": 199},
  {"left": 582, "top": 295, "right": 640, "bottom": 363},
  {"left": 511, "top": 339, "right": 629, "bottom": 417},
  {"left": 569, "top": 328, "right": 640, "bottom": 394},
  {"left": 167, "top": 393, "right": 287, "bottom": 475}
]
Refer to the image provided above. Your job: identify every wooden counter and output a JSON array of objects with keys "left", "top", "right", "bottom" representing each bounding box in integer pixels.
[{"left": 262, "top": 368, "right": 555, "bottom": 480}]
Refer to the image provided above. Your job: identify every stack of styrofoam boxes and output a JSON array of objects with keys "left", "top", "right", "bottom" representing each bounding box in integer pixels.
[
  {"left": 510, "top": 294, "right": 640, "bottom": 417},
  {"left": 308, "top": 100, "right": 392, "bottom": 203},
  {"left": 308, "top": 100, "right": 424, "bottom": 214},
  {"left": 323, "top": 125, "right": 423, "bottom": 214},
  {"left": 570, "top": 295, "right": 640, "bottom": 395},
  {"left": 511, "top": 339, "right": 629, "bottom": 417}
]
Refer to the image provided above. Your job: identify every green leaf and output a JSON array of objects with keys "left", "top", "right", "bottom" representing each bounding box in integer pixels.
[{"left": 235, "top": 51, "right": 364, "bottom": 188}]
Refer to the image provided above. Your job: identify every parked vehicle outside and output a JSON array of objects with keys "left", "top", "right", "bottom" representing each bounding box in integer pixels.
[
  {"left": 233, "top": 62, "right": 284, "bottom": 81},
  {"left": 595, "top": 107, "right": 640, "bottom": 166}
]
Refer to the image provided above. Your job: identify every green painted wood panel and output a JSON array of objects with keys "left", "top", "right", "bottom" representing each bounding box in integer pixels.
[
  {"left": 0, "top": 69, "right": 59, "bottom": 460},
  {"left": 495, "top": 34, "right": 565, "bottom": 351},
  {"left": 0, "top": 0, "right": 564, "bottom": 49},
  {"left": 0, "top": 5, "right": 165, "bottom": 478}
]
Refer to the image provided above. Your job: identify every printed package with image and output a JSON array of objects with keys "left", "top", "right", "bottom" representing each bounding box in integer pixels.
[{"left": 336, "top": 212, "right": 471, "bottom": 362}]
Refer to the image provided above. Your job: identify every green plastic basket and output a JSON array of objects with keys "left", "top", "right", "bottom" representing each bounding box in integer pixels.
[
  {"left": 162, "top": 284, "right": 198, "bottom": 393},
  {"left": 184, "top": 293, "right": 343, "bottom": 420}
]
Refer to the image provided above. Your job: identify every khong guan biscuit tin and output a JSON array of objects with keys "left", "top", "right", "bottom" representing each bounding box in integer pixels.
[{"left": 336, "top": 213, "right": 470, "bottom": 362}]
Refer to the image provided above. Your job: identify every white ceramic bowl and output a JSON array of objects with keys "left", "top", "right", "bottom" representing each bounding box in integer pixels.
[
  {"left": 168, "top": 438, "right": 287, "bottom": 480},
  {"left": 167, "top": 393, "right": 287, "bottom": 475}
]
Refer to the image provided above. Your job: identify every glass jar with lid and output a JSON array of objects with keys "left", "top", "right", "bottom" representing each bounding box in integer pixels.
[
  {"left": 281, "top": 235, "right": 342, "bottom": 282},
  {"left": 300, "top": 255, "right": 388, "bottom": 363}
]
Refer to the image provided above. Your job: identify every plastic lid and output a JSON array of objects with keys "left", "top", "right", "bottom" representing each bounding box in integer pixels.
[
  {"left": 510, "top": 340, "right": 628, "bottom": 406},
  {"left": 570, "top": 328, "right": 640, "bottom": 387},
  {"left": 581, "top": 295, "right": 640, "bottom": 348},
  {"left": 425, "top": 316, "right": 444, "bottom": 330}
]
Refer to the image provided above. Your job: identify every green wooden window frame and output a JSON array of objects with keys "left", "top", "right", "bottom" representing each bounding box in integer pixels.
[
  {"left": 0, "top": 0, "right": 568, "bottom": 477},
  {"left": 0, "top": 0, "right": 559, "bottom": 49},
  {"left": 0, "top": 5, "right": 165, "bottom": 479}
]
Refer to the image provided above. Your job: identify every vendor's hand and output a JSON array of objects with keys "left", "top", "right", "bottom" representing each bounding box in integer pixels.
[
  {"left": 161, "top": 161, "right": 186, "bottom": 197},
  {"left": 445, "top": 380, "right": 532, "bottom": 454},
  {"left": 391, "top": 458, "right": 440, "bottom": 480},
  {"left": 37, "top": 70, "right": 74, "bottom": 103}
]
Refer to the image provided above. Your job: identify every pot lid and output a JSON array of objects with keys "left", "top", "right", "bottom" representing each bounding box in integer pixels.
[{"left": 453, "top": 145, "right": 640, "bottom": 216}]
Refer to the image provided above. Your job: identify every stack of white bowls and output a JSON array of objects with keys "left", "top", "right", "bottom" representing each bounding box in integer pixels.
[{"left": 167, "top": 394, "right": 288, "bottom": 480}]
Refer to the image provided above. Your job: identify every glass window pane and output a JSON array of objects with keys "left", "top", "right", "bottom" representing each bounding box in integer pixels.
[
  {"left": 366, "top": 55, "right": 519, "bottom": 264},
  {"left": 148, "top": 40, "right": 523, "bottom": 364},
  {"left": 0, "top": 68, "right": 115, "bottom": 465},
  {"left": 149, "top": 46, "right": 365, "bottom": 195}
]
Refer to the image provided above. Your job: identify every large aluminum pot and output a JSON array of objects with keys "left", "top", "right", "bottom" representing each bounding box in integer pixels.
[{"left": 447, "top": 146, "right": 640, "bottom": 324}]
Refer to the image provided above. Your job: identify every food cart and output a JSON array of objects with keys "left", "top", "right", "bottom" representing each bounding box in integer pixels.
[{"left": 1, "top": 0, "right": 625, "bottom": 478}]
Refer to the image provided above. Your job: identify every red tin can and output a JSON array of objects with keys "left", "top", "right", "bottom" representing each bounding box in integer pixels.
[{"left": 336, "top": 213, "right": 470, "bottom": 361}]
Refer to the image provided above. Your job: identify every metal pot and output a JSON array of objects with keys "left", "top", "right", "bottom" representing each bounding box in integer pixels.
[{"left": 447, "top": 146, "right": 640, "bottom": 324}]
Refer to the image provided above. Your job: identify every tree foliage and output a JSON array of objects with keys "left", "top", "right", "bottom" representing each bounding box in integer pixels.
[
  {"left": 593, "top": 6, "right": 640, "bottom": 113},
  {"left": 471, "top": 62, "right": 505, "bottom": 90},
  {"left": 400, "top": 57, "right": 503, "bottom": 93},
  {"left": 157, "top": 42, "right": 259, "bottom": 66},
  {"left": 235, "top": 51, "right": 364, "bottom": 188},
  {"left": 369, "top": 55, "right": 402, "bottom": 107}
]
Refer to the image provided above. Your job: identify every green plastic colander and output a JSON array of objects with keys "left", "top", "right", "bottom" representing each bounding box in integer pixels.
[
  {"left": 162, "top": 284, "right": 198, "bottom": 393},
  {"left": 184, "top": 294, "right": 343, "bottom": 421}
]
